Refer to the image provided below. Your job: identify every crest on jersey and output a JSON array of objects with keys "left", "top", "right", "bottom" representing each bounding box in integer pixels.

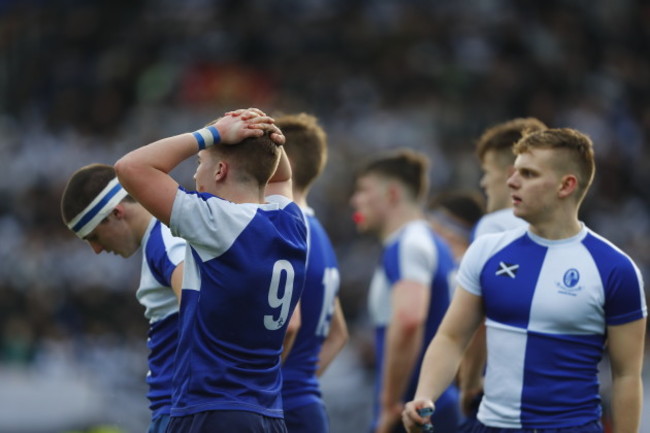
[
  {"left": 563, "top": 268, "right": 580, "bottom": 288},
  {"left": 556, "top": 268, "right": 582, "bottom": 295},
  {"left": 496, "top": 261, "right": 519, "bottom": 278}
]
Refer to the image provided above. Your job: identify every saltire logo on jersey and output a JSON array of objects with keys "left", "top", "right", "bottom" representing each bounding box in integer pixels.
[{"left": 496, "top": 261, "right": 519, "bottom": 278}]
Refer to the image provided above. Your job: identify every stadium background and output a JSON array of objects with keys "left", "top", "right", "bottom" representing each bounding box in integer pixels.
[{"left": 1, "top": 1, "right": 649, "bottom": 432}]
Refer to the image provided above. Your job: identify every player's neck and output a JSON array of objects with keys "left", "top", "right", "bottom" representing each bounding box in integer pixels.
[
  {"left": 380, "top": 204, "right": 424, "bottom": 241},
  {"left": 528, "top": 207, "right": 581, "bottom": 240},
  {"left": 291, "top": 190, "right": 308, "bottom": 208},
  {"left": 131, "top": 204, "right": 154, "bottom": 245},
  {"left": 217, "top": 183, "right": 266, "bottom": 204}
]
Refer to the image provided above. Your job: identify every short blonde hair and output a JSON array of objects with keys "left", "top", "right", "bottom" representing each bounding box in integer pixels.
[{"left": 514, "top": 128, "right": 596, "bottom": 204}]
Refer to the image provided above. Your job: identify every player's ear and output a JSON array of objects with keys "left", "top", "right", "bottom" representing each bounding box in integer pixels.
[
  {"left": 386, "top": 181, "right": 401, "bottom": 204},
  {"left": 558, "top": 174, "right": 578, "bottom": 198},
  {"left": 112, "top": 203, "right": 126, "bottom": 219},
  {"left": 215, "top": 161, "right": 228, "bottom": 182}
]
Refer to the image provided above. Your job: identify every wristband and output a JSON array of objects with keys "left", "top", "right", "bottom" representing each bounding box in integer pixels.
[{"left": 192, "top": 125, "right": 221, "bottom": 150}]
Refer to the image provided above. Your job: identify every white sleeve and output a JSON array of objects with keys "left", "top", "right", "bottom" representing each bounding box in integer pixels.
[
  {"left": 169, "top": 189, "right": 257, "bottom": 260},
  {"left": 397, "top": 225, "right": 437, "bottom": 286}
]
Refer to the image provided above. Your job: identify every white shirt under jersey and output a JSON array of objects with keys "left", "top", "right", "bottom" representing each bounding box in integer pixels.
[
  {"left": 458, "top": 224, "right": 646, "bottom": 429},
  {"left": 473, "top": 208, "right": 526, "bottom": 240}
]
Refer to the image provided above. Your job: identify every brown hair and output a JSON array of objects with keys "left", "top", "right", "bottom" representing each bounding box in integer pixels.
[
  {"left": 514, "top": 128, "right": 596, "bottom": 203},
  {"left": 60, "top": 163, "right": 134, "bottom": 224},
  {"left": 476, "top": 117, "right": 548, "bottom": 164},
  {"left": 358, "top": 149, "right": 429, "bottom": 202},
  {"left": 211, "top": 132, "right": 281, "bottom": 187},
  {"left": 274, "top": 113, "right": 327, "bottom": 192}
]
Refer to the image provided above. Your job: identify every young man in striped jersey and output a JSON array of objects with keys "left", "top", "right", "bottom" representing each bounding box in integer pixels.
[
  {"left": 351, "top": 150, "right": 460, "bottom": 433},
  {"left": 403, "top": 128, "right": 646, "bottom": 433},
  {"left": 275, "top": 113, "right": 349, "bottom": 433},
  {"left": 61, "top": 163, "right": 185, "bottom": 433}
]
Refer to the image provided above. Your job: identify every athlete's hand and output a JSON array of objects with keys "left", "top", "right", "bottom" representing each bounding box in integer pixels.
[
  {"left": 402, "top": 399, "right": 435, "bottom": 433},
  {"left": 221, "top": 107, "right": 285, "bottom": 145}
]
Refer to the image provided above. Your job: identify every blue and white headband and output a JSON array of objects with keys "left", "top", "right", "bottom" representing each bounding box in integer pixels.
[{"left": 66, "top": 177, "right": 128, "bottom": 239}]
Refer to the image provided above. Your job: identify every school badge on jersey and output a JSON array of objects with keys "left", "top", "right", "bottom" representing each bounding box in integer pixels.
[{"left": 556, "top": 268, "right": 583, "bottom": 296}]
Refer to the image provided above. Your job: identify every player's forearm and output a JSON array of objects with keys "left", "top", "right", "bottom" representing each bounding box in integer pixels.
[
  {"left": 458, "top": 323, "right": 486, "bottom": 393},
  {"left": 413, "top": 331, "right": 465, "bottom": 403},
  {"left": 380, "top": 320, "right": 424, "bottom": 408},
  {"left": 116, "top": 133, "right": 199, "bottom": 177},
  {"left": 269, "top": 146, "right": 291, "bottom": 185},
  {"left": 316, "top": 301, "right": 348, "bottom": 376},
  {"left": 610, "top": 374, "right": 642, "bottom": 433}
]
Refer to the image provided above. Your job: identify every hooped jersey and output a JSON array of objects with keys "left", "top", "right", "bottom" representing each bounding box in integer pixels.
[
  {"left": 458, "top": 225, "right": 646, "bottom": 428},
  {"left": 368, "top": 220, "right": 457, "bottom": 429},
  {"left": 169, "top": 189, "right": 308, "bottom": 418},
  {"left": 136, "top": 218, "right": 185, "bottom": 418},
  {"left": 281, "top": 208, "right": 340, "bottom": 410}
]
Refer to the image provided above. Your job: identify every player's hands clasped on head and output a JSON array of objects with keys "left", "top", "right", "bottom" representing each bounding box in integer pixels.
[{"left": 220, "top": 107, "right": 286, "bottom": 146}]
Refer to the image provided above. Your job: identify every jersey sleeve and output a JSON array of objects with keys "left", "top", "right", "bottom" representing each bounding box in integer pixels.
[
  {"left": 603, "top": 257, "right": 647, "bottom": 325},
  {"left": 169, "top": 187, "right": 257, "bottom": 259},
  {"left": 456, "top": 235, "right": 492, "bottom": 296},
  {"left": 384, "top": 225, "right": 436, "bottom": 287}
]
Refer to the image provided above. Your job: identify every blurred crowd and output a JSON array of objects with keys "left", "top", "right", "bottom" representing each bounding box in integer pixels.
[{"left": 1, "top": 0, "right": 649, "bottom": 431}]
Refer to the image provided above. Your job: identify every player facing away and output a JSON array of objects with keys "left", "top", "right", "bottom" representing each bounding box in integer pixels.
[
  {"left": 60, "top": 163, "right": 185, "bottom": 433},
  {"left": 114, "top": 108, "right": 308, "bottom": 433},
  {"left": 350, "top": 150, "right": 460, "bottom": 433},
  {"left": 274, "top": 113, "right": 349, "bottom": 433},
  {"left": 403, "top": 128, "right": 646, "bottom": 433},
  {"left": 457, "top": 117, "right": 549, "bottom": 427}
]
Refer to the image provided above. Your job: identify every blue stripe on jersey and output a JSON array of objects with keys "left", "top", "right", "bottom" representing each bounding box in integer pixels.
[
  {"left": 519, "top": 331, "right": 603, "bottom": 427},
  {"left": 147, "top": 312, "right": 179, "bottom": 418},
  {"left": 481, "top": 234, "right": 547, "bottom": 329},
  {"left": 582, "top": 233, "right": 646, "bottom": 324},
  {"left": 146, "top": 220, "right": 180, "bottom": 287},
  {"left": 282, "top": 214, "right": 340, "bottom": 410}
]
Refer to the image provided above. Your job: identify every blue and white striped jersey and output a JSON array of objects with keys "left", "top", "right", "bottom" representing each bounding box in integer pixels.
[
  {"left": 281, "top": 207, "right": 340, "bottom": 411},
  {"left": 136, "top": 218, "right": 185, "bottom": 418},
  {"left": 169, "top": 188, "right": 308, "bottom": 419},
  {"left": 368, "top": 220, "right": 458, "bottom": 430},
  {"left": 458, "top": 225, "right": 646, "bottom": 429}
]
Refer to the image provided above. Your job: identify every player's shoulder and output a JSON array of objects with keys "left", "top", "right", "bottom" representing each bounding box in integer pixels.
[
  {"left": 473, "top": 208, "right": 526, "bottom": 239},
  {"left": 467, "top": 225, "right": 527, "bottom": 259},
  {"left": 582, "top": 227, "right": 640, "bottom": 270}
]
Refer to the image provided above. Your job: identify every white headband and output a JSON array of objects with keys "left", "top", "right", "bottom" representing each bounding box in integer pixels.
[{"left": 67, "top": 177, "right": 128, "bottom": 239}]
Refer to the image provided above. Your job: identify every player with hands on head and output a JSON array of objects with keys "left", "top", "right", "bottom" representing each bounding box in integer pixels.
[
  {"left": 60, "top": 163, "right": 185, "bottom": 433},
  {"left": 403, "top": 128, "right": 646, "bottom": 433},
  {"left": 115, "top": 108, "right": 309, "bottom": 433}
]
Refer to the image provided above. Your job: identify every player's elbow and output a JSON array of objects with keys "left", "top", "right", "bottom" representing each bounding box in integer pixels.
[
  {"left": 394, "top": 309, "right": 426, "bottom": 336},
  {"left": 114, "top": 155, "right": 134, "bottom": 183},
  {"left": 114, "top": 154, "right": 143, "bottom": 189}
]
